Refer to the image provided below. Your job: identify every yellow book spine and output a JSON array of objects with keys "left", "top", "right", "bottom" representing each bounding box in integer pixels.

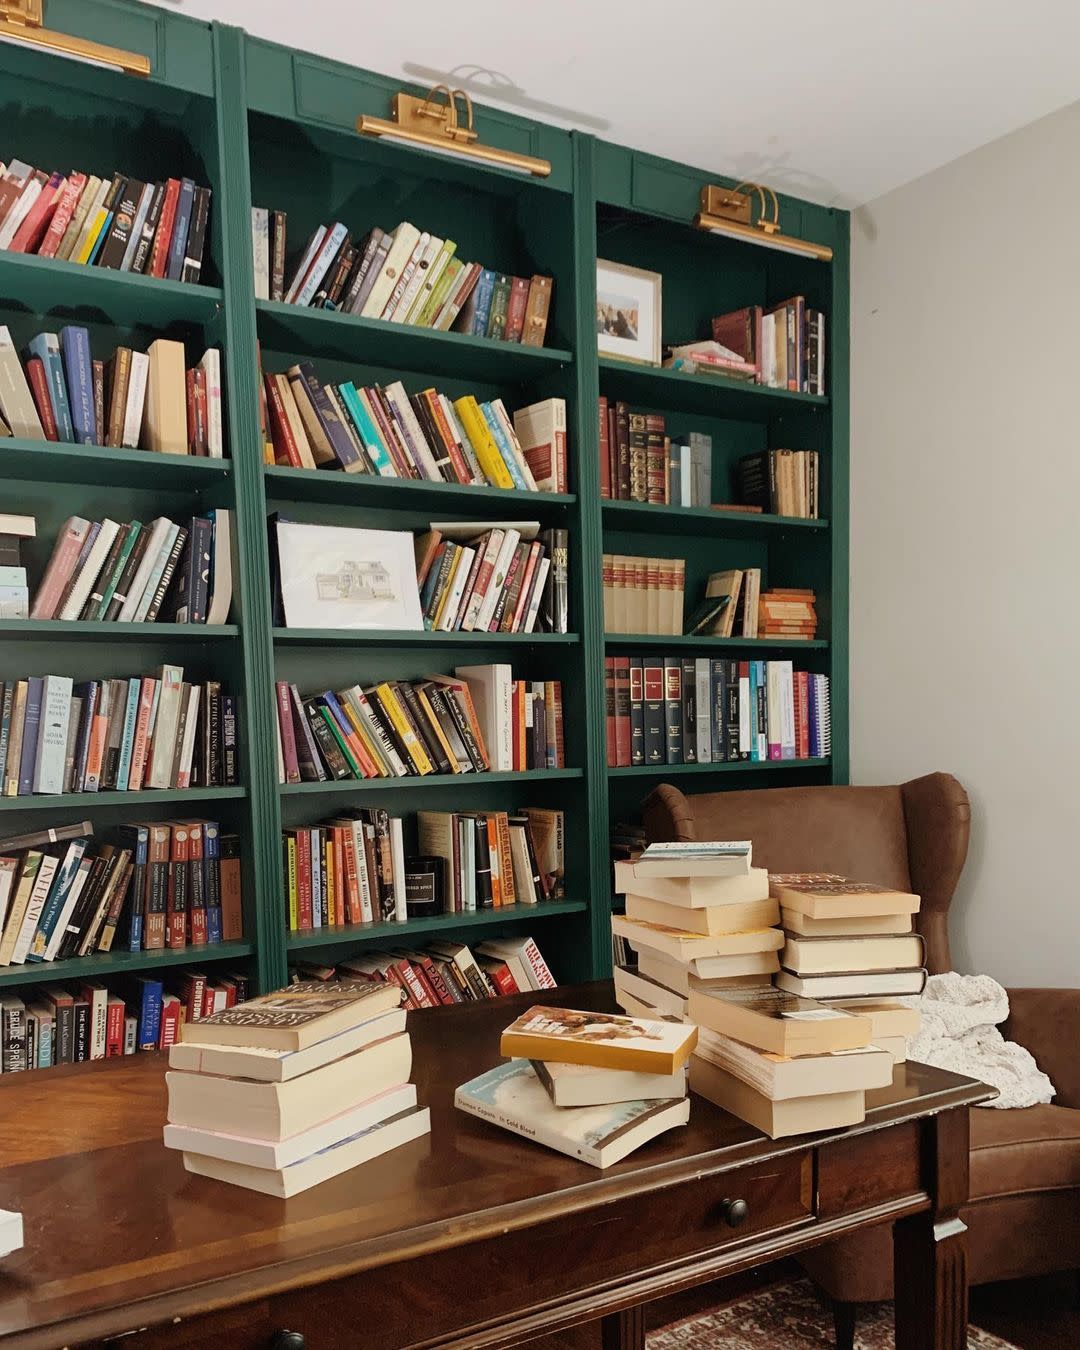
[
  {"left": 375, "top": 683, "right": 433, "bottom": 775},
  {"left": 453, "top": 395, "right": 515, "bottom": 489},
  {"left": 338, "top": 699, "right": 389, "bottom": 778},
  {"left": 324, "top": 837, "right": 336, "bottom": 926},
  {"left": 498, "top": 1029, "right": 696, "bottom": 1076},
  {"left": 286, "top": 835, "right": 298, "bottom": 932},
  {"left": 415, "top": 688, "right": 459, "bottom": 773},
  {"left": 73, "top": 208, "right": 110, "bottom": 265}
]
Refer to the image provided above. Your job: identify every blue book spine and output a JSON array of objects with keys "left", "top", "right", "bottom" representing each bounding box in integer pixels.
[
  {"left": 27, "top": 334, "right": 71, "bottom": 442},
  {"left": 479, "top": 402, "right": 529, "bottom": 490},
  {"left": 119, "top": 823, "right": 148, "bottom": 951},
  {"left": 165, "top": 178, "right": 195, "bottom": 281},
  {"left": 27, "top": 838, "right": 88, "bottom": 960},
  {"left": 753, "top": 660, "right": 767, "bottom": 761},
  {"left": 298, "top": 364, "right": 361, "bottom": 468},
  {"left": 807, "top": 673, "right": 820, "bottom": 759},
  {"left": 17, "top": 675, "right": 43, "bottom": 795},
  {"left": 115, "top": 677, "right": 141, "bottom": 793},
  {"left": 134, "top": 977, "right": 163, "bottom": 1050},
  {"left": 60, "top": 326, "right": 97, "bottom": 444},
  {"left": 37, "top": 1018, "right": 53, "bottom": 1068},
  {"left": 203, "top": 822, "right": 222, "bottom": 944},
  {"left": 339, "top": 383, "right": 394, "bottom": 475},
  {"left": 747, "top": 662, "right": 760, "bottom": 762},
  {"left": 471, "top": 269, "right": 496, "bottom": 335}
]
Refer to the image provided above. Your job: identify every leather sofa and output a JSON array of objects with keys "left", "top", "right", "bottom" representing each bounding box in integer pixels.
[{"left": 642, "top": 773, "right": 1080, "bottom": 1349}]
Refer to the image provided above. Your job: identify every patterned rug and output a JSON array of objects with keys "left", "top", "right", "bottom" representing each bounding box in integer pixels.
[{"left": 647, "top": 1277, "right": 1020, "bottom": 1349}]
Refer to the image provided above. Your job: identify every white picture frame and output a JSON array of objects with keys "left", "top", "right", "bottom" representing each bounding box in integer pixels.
[{"left": 596, "top": 259, "right": 662, "bottom": 366}]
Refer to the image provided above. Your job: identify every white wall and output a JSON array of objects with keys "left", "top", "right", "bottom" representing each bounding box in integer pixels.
[{"left": 850, "top": 101, "right": 1080, "bottom": 989}]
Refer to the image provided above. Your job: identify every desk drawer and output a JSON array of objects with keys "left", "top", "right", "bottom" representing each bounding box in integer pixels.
[{"left": 264, "top": 1151, "right": 814, "bottom": 1349}]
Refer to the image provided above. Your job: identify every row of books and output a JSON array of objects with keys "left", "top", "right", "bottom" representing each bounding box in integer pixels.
[
  {"left": 0, "top": 160, "right": 210, "bottom": 285},
  {"left": 0, "top": 819, "right": 243, "bottom": 969},
  {"left": 416, "top": 806, "right": 564, "bottom": 912},
  {"left": 0, "top": 513, "right": 32, "bottom": 618},
  {"left": 275, "top": 668, "right": 566, "bottom": 784},
  {"left": 1, "top": 969, "right": 250, "bottom": 1074},
  {"left": 28, "top": 511, "right": 233, "bottom": 626},
  {"left": 711, "top": 301, "right": 826, "bottom": 394},
  {"left": 602, "top": 554, "right": 685, "bottom": 635},
  {"left": 737, "top": 450, "right": 820, "bottom": 519},
  {"left": 255, "top": 211, "right": 553, "bottom": 346},
  {"left": 292, "top": 932, "right": 557, "bottom": 1009},
  {"left": 0, "top": 668, "right": 237, "bottom": 798},
  {"left": 704, "top": 571, "right": 819, "bottom": 642},
  {"left": 415, "top": 524, "right": 568, "bottom": 635},
  {"left": 0, "top": 328, "right": 222, "bottom": 457},
  {"left": 260, "top": 356, "right": 567, "bottom": 492},
  {"left": 598, "top": 400, "right": 713, "bottom": 506},
  {"left": 604, "top": 656, "right": 831, "bottom": 765}
]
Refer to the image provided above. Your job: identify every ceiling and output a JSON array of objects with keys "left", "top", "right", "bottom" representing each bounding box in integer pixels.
[{"left": 148, "top": 0, "right": 1080, "bottom": 206}]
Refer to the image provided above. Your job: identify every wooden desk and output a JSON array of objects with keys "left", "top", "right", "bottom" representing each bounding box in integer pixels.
[{"left": 0, "top": 981, "right": 992, "bottom": 1350}]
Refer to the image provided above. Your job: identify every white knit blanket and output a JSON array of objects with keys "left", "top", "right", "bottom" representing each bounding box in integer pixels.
[{"left": 901, "top": 973, "right": 1055, "bottom": 1109}]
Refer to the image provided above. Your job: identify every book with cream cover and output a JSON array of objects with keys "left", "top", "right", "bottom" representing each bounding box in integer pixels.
[
  {"left": 614, "top": 862, "right": 770, "bottom": 909},
  {"left": 637, "top": 947, "right": 779, "bottom": 991},
  {"left": 782, "top": 933, "right": 925, "bottom": 975},
  {"left": 625, "top": 892, "right": 779, "bottom": 936},
  {"left": 456, "top": 1059, "right": 689, "bottom": 1168},
  {"left": 500, "top": 1005, "right": 697, "bottom": 1075},
  {"left": 532, "top": 1058, "right": 686, "bottom": 1107},
  {"left": 769, "top": 873, "right": 920, "bottom": 920},
  {"left": 689, "top": 1054, "right": 865, "bottom": 1139},
  {"left": 612, "top": 914, "right": 784, "bottom": 962},
  {"left": 776, "top": 968, "right": 928, "bottom": 999},
  {"left": 694, "top": 1028, "right": 893, "bottom": 1099},
  {"left": 686, "top": 985, "right": 872, "bottom": 1056},
  {"left": 177, "top": 979, "right": 401, "bottom": 1052}
]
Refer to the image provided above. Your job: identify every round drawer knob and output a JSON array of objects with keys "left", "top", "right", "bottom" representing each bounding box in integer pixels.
[
  {"left": 270, "top": 1333, "right": 305, "bottom": 1350},
  {"left": 723, "top": 1198, "right": 749, "bottom": 1227}
]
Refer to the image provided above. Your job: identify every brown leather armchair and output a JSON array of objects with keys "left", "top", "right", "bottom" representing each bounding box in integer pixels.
[{"left": 642, "top": 772, "right": 1080, "bottom": 1349}]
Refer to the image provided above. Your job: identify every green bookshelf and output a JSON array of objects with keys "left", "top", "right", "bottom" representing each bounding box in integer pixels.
[{"left": 0, "top": 1, "right": 848, "bottom": 1022}]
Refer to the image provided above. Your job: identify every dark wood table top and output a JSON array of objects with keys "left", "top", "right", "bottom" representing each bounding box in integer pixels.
[{"left": 0, "top": 980, "right": 990, "bottom": 1347}]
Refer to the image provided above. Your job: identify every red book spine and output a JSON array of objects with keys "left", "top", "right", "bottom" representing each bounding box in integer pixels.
[
  {"left": 384, "top": 964, "right": 417, "bottom": 1010},
  {"left": 201, "top": 981, "right": 216, "bottom": 1019},
  {"left": 191, "top": 367, "right": 208, "bottom": 455},
  {"left": 166, "top": 824, "right": 190, "bottom": 951},
  {"left": 37, "top": 172, "right": 86, "bottom": 258},
  {"left": 185, "top": 368, "right": 197, "bottom": 452},
  {"left": 795, "top": 670, "right": 810, "bottom": 759},
  {"left": 158, "top": 995, "right": 181, "bottom": 1049},
  {"left": 148, "top": 178, "right": 180, "bottom": 279},
  {"left": 503, "top": 276, "right": 530, "bottom": 342},
  {"left": 485, "top": 960, "right": 518, "bottom": 996},
  {"left": 340, "top": 829, "right": 362, "bottom": 925},
  {"left": 187, "top": 823, "right": 207, "bottom": 946},
  {"left": 105, "top": 998, "right": 125, "bottom": 1057},
  {"left": 395, "top": 959, "right": 435, "bottom": 1008},
  {"left": 417, "top": 955, "right": 455, "bottom": 1005},
  {"left": 424, "top": 391, "right": 471, "bottom": 483},
  {"left": 10, "top": 173, "right": 62, "bottom": 253},
  {"left": 264, "top": 374, "right": 302, "bottom": 467},
  {"left": 509, "top": 541, "right": 541, "bottom": 633},
  {"left": 296, "top": 829, "right": 313, "bottom": 930},
  {"left": 603, "top": 657, "right": 615, "bottom": 767},
  {"left": 25, "top": 357, "right": 59, "bottom": 440},
  {"left": 614, "top": 655, "right": 632, "bottom": 768},
  {"left": 598, "top": 395, "right": 611, "bottom": 499},
  {"left": 275, "top": 681, "right": 301, "bottom": 783}
]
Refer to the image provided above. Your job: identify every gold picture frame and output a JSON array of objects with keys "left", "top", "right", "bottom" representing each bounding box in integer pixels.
[{"left": 596, "top": 259, "right": 662, "bottom": 367}]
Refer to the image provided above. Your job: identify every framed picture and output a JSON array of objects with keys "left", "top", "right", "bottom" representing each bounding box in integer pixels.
[
  {"left": 596, "top": 259, "right": 662, "bottom": 366},
  {"left": 276, "top": 521, "right": 424, "bottom": 631}
]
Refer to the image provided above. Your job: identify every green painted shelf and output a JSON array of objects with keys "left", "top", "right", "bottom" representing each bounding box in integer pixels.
[
  {"left": 604, "top": 633, "right": 829, "bottom": 650},
  {"left": 272, "top": 627, "right": 578, "bottom": 647},
  {"left": 0, "top": 250, "right": 224, "bottom": 329},
  {"left": 286, "top": 900, "right": 587, "bottom": 952},
  {"left": 257, "top": 299, "right": 573, "bottom": 383},
  {"left": 0, "top": 621, "right": 239, "bottom": 642},
  {"left": 601, "top": 500, "right": 828, "bottom": 538},
  {"left": 280, "top": 769, "right": 583, "bottom": 796},
  {"left": 0, "top": 941, "right": 255, "bottom": 991},
  {"left": 607, "top": 758, "right": 830, "bottom": 778},
  {"left": 598, "top": 357, "right": 828, "bottom": 421},
  {"left": 0, "top": 439, "right": 232, "bottom": 488},
  {"left": 0, "top": 786, "right": 247, "bottom": 813},
  {"left": 264, "top": 464, "right": 576, "bottom": 513}
]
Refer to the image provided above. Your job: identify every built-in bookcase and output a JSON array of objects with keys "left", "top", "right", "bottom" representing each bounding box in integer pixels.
[{"left": 0, "top": 1, "right": 848, "bottom": 1014}]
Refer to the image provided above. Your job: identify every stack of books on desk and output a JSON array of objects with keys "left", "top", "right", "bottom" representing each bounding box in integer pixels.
[
  {"left": 611, "top": 842, "right": 783, "bottom": 1018},
  {"left": 771, "top": 874, "right": 927, "bottom": 1000},
  {"left": 455, "top": 1004, "right": 695, "bottom": 1168},
  {"left": 163, "top": 981, "right": 429, "bottom": 1197}
]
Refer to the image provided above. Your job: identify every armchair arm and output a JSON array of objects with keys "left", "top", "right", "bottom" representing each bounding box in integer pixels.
[
  {"left": 1003, "top": 987, "right": 1080, "bottom": 1109},
  {"left": 900, "top": 773, "right": 970, "bottom": 974}
]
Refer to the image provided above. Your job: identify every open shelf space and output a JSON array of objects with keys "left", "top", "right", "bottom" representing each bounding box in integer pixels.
[
  {"left": 604, "top": 634, "right": 829, "bottom": 650},
  {"left": 286, "top": 900, "right": 587, "bottom": 952},
  {"left": 0, "top": 620, "right": 239, "bottom": 643},
  {"left": 263, "top": 464, "right": 575, "bottom": 513},
  {"left": 273, "top": 628, "right": 578, "bottom": 647},
  {"left": 257, "top": 300, "right": 571, "bottom": 385},
  {"left": 0, "top": 786, "right": 247, "bottom": 813},
  {"left": 0, "top": 439, "right": 230, "bottom": 490},
  {"left": 607, "top": 758, "right": 830, "bottom": 778},
  {"left": 0, "top": 941, "right": 255, "bottom": 992},
  {"left": 601, "top": 500, "right": 827, "bottom": 538},
  {"left": 599, "top": 357, "right": 827, "bottom": 422},
  {"left": 280, "top": 769, "right": 583, "bottom": 797}
]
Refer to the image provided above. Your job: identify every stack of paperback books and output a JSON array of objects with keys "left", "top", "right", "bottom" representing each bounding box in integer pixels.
[
  {"left": 0, "top": 162, "right": 210, "bottom": 284},
  {"left": 455, "top": 1004, "right": 694, "bottom": 1168},
  {"left": 611, "top": 842, "right": 783, "bottom": 1015},
  {"left": 772, "top": 874, "right": 928, "bottom": 1000},
  {"left": 0, "top": 327, "right": 222, "bottom": 455},
  {"left": 164, "top": 981, "right": 430, "bottom": 1197},
  {"left": 253, "top": 210, "right": 552, "bottom": 347}
]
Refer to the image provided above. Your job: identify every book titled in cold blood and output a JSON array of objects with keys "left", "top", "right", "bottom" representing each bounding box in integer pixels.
[
  {"left": 456, "top": 1059, "right": 689, "bottom": 1168},
  {"left": 499, "top": 1005, "right": 697, "bottom": 1075}
]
